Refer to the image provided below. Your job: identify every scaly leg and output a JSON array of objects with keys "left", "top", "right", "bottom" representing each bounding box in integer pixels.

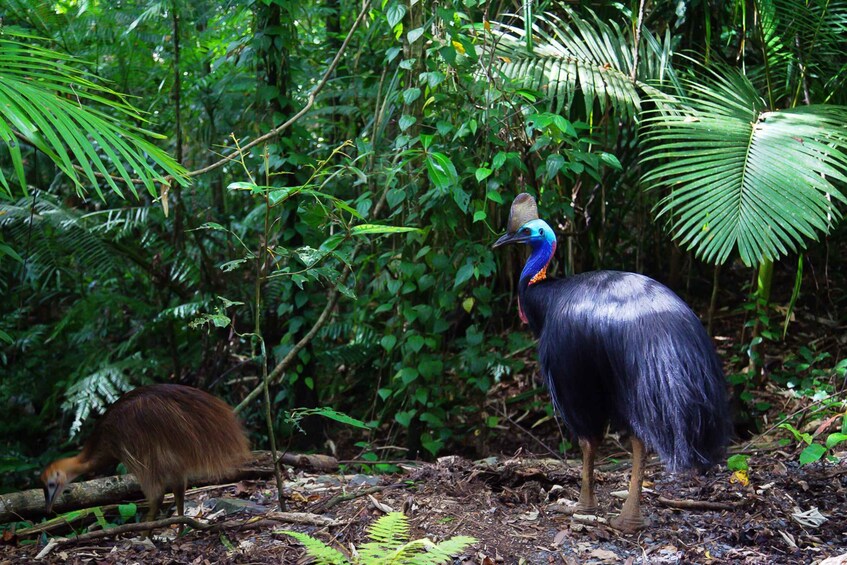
[
  {"left": 610, "top": 436, "right": 648, "bottom": 532},
  {"left": 173, "top": 478, "right": 187, "bottom": 535},
  {"left": 142, "top": 492, "right": 164, "bottom": 539},
  {"left": 576, "top": 438, "right": 598, "bottom": 513}
]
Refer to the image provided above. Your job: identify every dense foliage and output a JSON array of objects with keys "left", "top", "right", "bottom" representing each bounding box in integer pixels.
[{"left": 2, "top": 0, "right": 847, "bottom": 493}]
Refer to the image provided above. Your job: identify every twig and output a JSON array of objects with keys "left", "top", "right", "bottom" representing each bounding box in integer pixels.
[
  {"left": 34, "top": 510, "right": 342, "bottom": 554},
  {"left": 656, "top": 496, "right": 745, "bottom": 512},
  {"left": 494, "top": 402, "right": 564, "bottom": 461},
  {"left": 312, "top": 483, "right": 409, "bottom": 513},
  {"left": 235, "top": 287, "right": 341, "bottom": 413}
]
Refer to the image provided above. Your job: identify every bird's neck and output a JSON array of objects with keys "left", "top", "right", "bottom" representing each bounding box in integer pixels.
[
  {"left": 520, "top": 239, "right": 556, "bottom": 288},
  {"left": 517, "top": 238, "right": 556, "bottom": 323},
  {"left": 53, "top": 454, "right": 94, "bottom": 483}
]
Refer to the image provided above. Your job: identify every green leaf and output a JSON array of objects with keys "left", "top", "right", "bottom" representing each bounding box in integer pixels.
[
  {"left": 799, "top": 443, "right": 827, "bottom": 465},
  {"left": 306, "top": 407, "right": 371, "bottom": 429},
  {"left": 425, "top": 152, "right": 459, "bottom": 191},
  {"left": 380, "top": 335, "right": 397, "bottom": 351},
  {"left": 825, "top": 433, "right": 847, "bottom": 449},
  {"left": 398, "top": 367, "right": 419, "bottom": 385},
  {"left": 395, "top": 410, "right": 415, "bottom": 428},
  {"left": 407, "top": 335, "right": 425, "bottom": 353},
  {"left": 277, "top": 530, "right": 349, "bottom": 565},
  {"left": 472, "top": 210, "right": 486, "bottom": 223},
  {"left": 386, "top": 188, "right": 406, "bottom": 208},
  {"left": 0, "top": 34, "right": 186, "bottom": 200},
  {"left": 386, "top": 2, "right": 407, "bottom": 28},
  {"left": 726, "top": 454, "right": 749, "bottom": 472},
  {"left": 118, "top": 503, "right": 137, "bottom": 521},
  {"left": 0, "top": 243, "right": 23, "bottom": 263},
  {"left": 398, "top": 114, "right": 416, "bottom": 131},
  {"left": 227, "top": 181, "right": 259, "bottom": 192},
  {"left": 545, "top": 153, "right": 566, "bottom": 180},
  {"left": 219, "top": 258, "right": 249, "bottom": 272},
  {"left": 475, "top": 167, "right": 493, "bottom": 182},
  {"left": 599, "top": 152, "right": 622, "bottom": 170},
  {"left": 454, "top": 262, "right": 475, "bottom": 288},
  {"left": 349, "top": 224, "right": 419, "bottom": 236},
  {"left": 407, "top": 27, "right": 425, "bottom": 44},
  {"left": 451, "top": 187, "right": 470, "bottom": 213}
]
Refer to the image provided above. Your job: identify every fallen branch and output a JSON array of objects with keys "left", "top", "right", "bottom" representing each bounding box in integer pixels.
[
  {"left": 0, "top": 451, "right": 336, "bottom": 523},
  {"left": 32, "top": 510, "right": 343, "bottom": 556},
  {"left": 656, "top": 496, "right": 745, "bottom": 512},
  {"left": 312, "top": 483, "right": 409, "bottom": 513}
]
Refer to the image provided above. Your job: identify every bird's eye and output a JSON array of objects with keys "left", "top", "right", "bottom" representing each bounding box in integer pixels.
[{"left": 521, "top": 227, "right": 531, "bottom": 234}]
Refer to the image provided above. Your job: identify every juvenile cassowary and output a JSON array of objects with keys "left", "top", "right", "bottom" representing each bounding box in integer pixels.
[
  {"left": 41, "top": 384, "right": 250, "bottom": 536},
  {"left": 493, "top": 193, "right": 730, "bottom": 532}
]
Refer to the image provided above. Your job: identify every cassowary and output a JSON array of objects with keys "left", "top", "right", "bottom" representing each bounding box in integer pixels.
[
  {"left": 493, "top": 193, "right": 730, "bottom": 532},
  {"left": 41, "top": 384, "right": 250, "bottom": 536}
]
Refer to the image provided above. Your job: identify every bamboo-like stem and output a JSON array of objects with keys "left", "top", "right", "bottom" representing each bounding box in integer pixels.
[
  {"left": 707, "top": 263, "right": 721, "bottom": 336},
  {"left": 254, "top": 148, "right": 286, "bottom": 510}
]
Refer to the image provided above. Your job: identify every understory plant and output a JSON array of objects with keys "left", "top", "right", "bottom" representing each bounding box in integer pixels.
[{"left": 278, "top": 511, "right": 476, "bottom": 565}]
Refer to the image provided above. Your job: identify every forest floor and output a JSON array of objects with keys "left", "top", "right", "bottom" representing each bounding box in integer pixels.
[
  {"left": 3, "top": 442, "right": 846, "bottom": 564},
  {"left": 4, "top": 261, "right": 847, "bottom": 563}
]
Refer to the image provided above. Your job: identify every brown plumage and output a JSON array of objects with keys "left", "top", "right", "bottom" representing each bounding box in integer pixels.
[{"left": 41, "top": 384, "right": 250, "bottom": 531}]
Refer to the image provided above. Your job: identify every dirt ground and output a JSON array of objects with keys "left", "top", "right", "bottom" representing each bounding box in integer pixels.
[{"left": 3, "top": 442, "right": 846, "bottom": 564}]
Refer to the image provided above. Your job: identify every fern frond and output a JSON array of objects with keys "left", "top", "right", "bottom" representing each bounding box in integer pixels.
[
  {"left": 278, "top": 530, "right": 350, "bottom": 565},
  {"left": 62, "top": 359, "right": 138, "bottom": 436},
  {"left": 366, "top": 511, "right": 410, "bottom": 546},
  {"left": 408, "top": 536, "right": 477, "bottom": 565}
]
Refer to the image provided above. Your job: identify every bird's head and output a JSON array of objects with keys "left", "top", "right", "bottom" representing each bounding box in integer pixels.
[
  {"left": 41, "top": 460, "right": 72, "bottom": 513},
  {"left": 492, "top": 218, "right": 556, "bottom": 249},
  {"left": 492, "top": 192, "right": 549, "bottom": 249}
]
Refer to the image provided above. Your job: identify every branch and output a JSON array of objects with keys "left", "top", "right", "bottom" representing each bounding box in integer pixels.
[
  {"left": 188, "top": 0, "right": 373, "bottom": 179},
  {"left": 656, "top": 496, "right": 745, "bottom": 512},
  {"left": 33, "top": 512, "right": 342, "bottom": 556}
]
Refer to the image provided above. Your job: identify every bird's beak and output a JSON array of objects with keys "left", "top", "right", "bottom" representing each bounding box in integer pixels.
[
  {"left": 44, "top": 483, "right": 62, "bottom": 514},
  {"left": 492, "top": 231, "right": 529, "bottom": 248}
]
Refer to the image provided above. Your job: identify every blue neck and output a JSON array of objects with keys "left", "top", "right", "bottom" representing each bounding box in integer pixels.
[{"left": 519, "top": 237, "right": 556, "bottom": 287}]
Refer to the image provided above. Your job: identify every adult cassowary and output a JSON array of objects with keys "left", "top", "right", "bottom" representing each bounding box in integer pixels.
[{"left": 493, "top": 193, "right": 730, "bottom": 532}]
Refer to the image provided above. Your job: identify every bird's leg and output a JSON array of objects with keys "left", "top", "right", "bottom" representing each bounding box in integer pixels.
[
  {"left": 174, "top": 479, "right": 186, "bottom": 516},
  {"left": 173, "top": 479, "right": 187, "bottom": 535},
  {"left": 142, "top": 492, "right": 164, "bottom": 539},
  {"left": 610, "top": 436, "right": 648, "bottom": 533},
  {"left": 576, "top": 438, "right": 598, "bottom": 513}
]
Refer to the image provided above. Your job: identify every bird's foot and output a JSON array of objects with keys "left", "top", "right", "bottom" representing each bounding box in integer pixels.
[
  {"left": 609, "top": 513, "right": 649, "bottom": 533},
  {"left": 574, "top": 503, "right": 598, "bottom": 515}
]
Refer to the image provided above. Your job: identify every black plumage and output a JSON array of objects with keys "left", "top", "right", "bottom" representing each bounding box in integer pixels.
[{"left": 494, "top": 193, "right": 730, "bottom": 532}]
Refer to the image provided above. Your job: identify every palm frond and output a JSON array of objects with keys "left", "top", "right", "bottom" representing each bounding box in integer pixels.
[
  {"left": 0, "top": 31, "right": 186, "bottom": 199},
  {"left": 642, "top": 66, "right": 847, "bottom": 266},
  {"left": 489, "top": 8, "right": 678, "bottom": 119}
]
